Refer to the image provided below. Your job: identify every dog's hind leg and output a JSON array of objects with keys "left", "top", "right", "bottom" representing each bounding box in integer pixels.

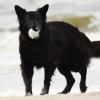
[
  {"left": 79, "top": 67, "right": 87, "bottom": 93},
  {"left": 40, "top": 66, "right": 56, "bottom": 95},
  {"left": 21, "top": 63, "right": 33, "bottom": 96},
  {"left": 58, "top": 67, "right": 75, "bottom": 94}
]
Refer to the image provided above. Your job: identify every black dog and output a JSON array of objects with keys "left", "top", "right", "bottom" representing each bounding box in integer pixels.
[{"left": 15, "top": 4, "right": 95, "bottom": 96}]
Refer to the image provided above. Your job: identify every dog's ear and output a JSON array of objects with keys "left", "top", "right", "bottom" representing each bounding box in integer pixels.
[
  {"left": 15, "top": 5, "right": 26, "bottom": 19},
  {"left": 38, "top": 4, "right": 49, "bottom": 17}
]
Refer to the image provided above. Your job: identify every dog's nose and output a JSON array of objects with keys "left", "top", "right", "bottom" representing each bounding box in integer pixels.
[
  {"left": 35, "top": 26, "right": 39, "bottom": 31},
  {"left": 32, "top": 26, "right": 39, "bottom": 31}
]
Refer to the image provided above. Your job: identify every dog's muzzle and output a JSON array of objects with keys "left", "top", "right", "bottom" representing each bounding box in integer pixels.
[{"left": 32, "top": 26, "right": 39, "bottom": 32}]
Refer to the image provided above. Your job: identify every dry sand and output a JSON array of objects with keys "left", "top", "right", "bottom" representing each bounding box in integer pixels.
[{"left": 0, "top": 92, "right": 100, "bottom": 100}]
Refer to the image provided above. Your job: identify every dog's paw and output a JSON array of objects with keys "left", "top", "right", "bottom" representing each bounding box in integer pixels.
[
  {"left": 40, "top": 86, "right": 48, "bottom": 95},
  {"left": 25, "top": 92, "right": 32, "bottom": 96}
]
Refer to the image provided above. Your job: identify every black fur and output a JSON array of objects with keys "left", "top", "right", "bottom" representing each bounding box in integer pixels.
[
  {"left": 15, "top": 4, "right": 96, "bottom": 95},
  {"left": 92, "top": 41, "right": 100, "bottom": 57}
]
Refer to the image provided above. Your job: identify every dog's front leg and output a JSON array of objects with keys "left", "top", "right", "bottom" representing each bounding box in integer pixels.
[
  {"left": 40, "top": 66, "right": 56, "bottom": 95},
  {"left": 21, "top": 62, "right": 34, "bottom": 96}
]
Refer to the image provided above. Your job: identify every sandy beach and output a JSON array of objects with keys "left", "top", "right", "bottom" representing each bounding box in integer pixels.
[{"left": 0, "top": 92, "right": 100, "bottom": 100}]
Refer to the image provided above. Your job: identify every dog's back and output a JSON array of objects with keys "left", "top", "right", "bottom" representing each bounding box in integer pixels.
[{"left": 46, "top": 21, "right": 93, "bottom": 66}]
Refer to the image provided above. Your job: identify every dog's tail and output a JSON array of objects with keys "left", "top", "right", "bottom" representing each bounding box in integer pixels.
[{"left": 92, "top": 41, "right": 100, "bottom": 57}]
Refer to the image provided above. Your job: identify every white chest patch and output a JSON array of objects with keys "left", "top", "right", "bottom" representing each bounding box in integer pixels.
[{"left": 28, "top": 28, "right": 40, "bottom": 39}]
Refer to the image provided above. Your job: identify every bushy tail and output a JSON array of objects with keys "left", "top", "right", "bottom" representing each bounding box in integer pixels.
[{"left": 92, "top": 41, "right": 100, "bottom": 57}]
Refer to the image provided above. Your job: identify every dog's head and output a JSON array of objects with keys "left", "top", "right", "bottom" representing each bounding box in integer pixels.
[{"left": 15, "top": 4, "right": 49, "bottom": 39}]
